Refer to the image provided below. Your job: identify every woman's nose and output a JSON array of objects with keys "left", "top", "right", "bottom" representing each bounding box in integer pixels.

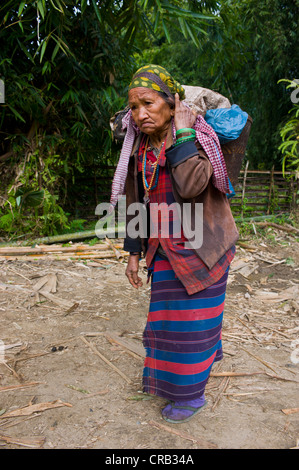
[{"left": 138, "top": 106, "right": 148, "bottom": 121}]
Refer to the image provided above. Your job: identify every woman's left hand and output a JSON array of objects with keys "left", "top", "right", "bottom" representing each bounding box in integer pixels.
[{"left": 174, "top": 93, "right": 196, "bottom": 131}]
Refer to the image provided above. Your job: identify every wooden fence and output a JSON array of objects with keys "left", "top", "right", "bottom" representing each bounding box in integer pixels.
[
  {"left": 74, "top": 163, "right": 298, "bottom": 219},
  {"left": 229, "top": 162, "right": 298, "bottom": 218}
]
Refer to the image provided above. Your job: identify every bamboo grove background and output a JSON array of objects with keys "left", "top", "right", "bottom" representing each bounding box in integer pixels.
[{"left": 0, "top": 1, "right": 298, "bottom": 240}]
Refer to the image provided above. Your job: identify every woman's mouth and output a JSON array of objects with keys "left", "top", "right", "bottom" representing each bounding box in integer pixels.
[{"left": 140, "top": 122, "right": 153, "bottom": 128}]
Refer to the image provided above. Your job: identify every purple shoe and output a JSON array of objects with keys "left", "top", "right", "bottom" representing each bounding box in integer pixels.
[{"left": 161, "top": 396, "right": 207, "bottom": 424}]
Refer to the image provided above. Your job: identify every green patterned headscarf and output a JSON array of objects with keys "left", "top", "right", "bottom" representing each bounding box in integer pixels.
[{"left": 129, "top": 64, "right": 185, "bottom": 100}]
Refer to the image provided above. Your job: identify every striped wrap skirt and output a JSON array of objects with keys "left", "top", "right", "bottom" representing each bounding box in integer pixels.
[{"left": 142, "top": 255, "right": 229, "bottom": 401}]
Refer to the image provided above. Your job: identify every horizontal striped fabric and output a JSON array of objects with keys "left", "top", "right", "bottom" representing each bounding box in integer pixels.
[{"left": 143, "top": 255, "right": 229, "bottom": 401}]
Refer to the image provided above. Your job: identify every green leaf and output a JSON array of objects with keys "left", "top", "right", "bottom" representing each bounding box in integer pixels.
[
  {"left": 140, "top": 0, "right": 149, "bottom": 9},
  {"left": 178, "top": 17, "right": 188, "bottom": 39},
  {"left": 42, "top": 61, "right": 51, "bottom": 75},
  {"left": 17, "top": 38, "right": 34, "bottom": 62},
  {"left": 161, "top": 19, "right": 171, "bottom": 43},
  {"left": 36, "top": 0, "right": 45, "bottom": 20},
  {"left": 163, "top": 4, "right": 215, "bottom": 21},
  {"left": 52, "top": 34, "right": 71, "bottom": 57},
  {"left": 80, "top": 0, "right": 88, "bottom": 13},
  {"left": 18, "top": 1, "right": 26, "bottom": 17},
  {"left": 185, "top": 22, "right": 200, "bottom": 48},
  {"left": 92, "top": 0, "right": 102, "bottom": 23},
  {"left": 51, "top": 42, "right": 60, "bottom": 61},
  {"left": 155, "top": 0, "right": 162, "bottom": 12},
  {"left": 153, "top": 8, "right": 160, "bottom": 32},
  {"left": 49, "top": 0, "right": 64, "bottom": 13},
  {"left": 40, "top": 39, "right": 47, "bottom": 63},
  {"left": 7, "top": 104, "right": 26, "bottom": 123},
  {"left": 22, "top": 190, "right": 45, "bottom": 208}
]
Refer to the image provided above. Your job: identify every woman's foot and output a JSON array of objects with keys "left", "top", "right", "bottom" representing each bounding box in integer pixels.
[{"left": 161, "top": 396, "right": 207, "bottom": 423}]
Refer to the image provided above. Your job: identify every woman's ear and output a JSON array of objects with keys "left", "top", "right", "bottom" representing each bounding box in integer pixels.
[{"left": 170, "top": 100, "right": 175, "bottom": 115}]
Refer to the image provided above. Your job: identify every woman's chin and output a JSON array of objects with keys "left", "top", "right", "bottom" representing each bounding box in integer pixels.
[{"left": 140, "top": 124, "right": 154, "bottom": 133}]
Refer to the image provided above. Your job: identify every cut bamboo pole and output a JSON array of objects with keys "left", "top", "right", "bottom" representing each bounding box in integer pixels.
[
  {"left": 0, "top": 400, "right": 72, "bottom": 419},
  {"left": 0, "top": 433, "right": 45, "bottom": 448},
  {"left": 0, "top": 382, "right": 44, "bottom": 393},
  {"left": 210, "top": 371, "right": 299, "bottom": 383},
  {"left": 80, "top": 336, "right": 132, "bottom": 384},
  {"left": 240, "top": 347, "right": 278, "bottom": 374},
  {"left": 0, "top": 227, "right": 121, "bottom": 247},
  {"left": 105, "top": 237, "right": 123, "bottom": 259},
  {"left": 0, "top": 251, "right": 128, "bottom": 261},
  {"left": 240, "top": 160, "right": 249, "bottom": 219},
  {"left": 255, "top": 221, "right": 299, "bottom": 235},
  {"left": 234, "top": 214, "right": 286, "bottom": 222},
  {"left": 267, "top": 166, "right": 275, "bottom": 215},
  {"left": 0, "top": 242, "right": 124, "bottom": 255}
]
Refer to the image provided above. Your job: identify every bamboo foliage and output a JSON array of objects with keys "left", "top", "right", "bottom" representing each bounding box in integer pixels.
[
  {"left": 278, "top": 79, "right": 299, "bottom": 176},
  {"left": 0, "top": 1, "right": 217, "bottom": 239}
]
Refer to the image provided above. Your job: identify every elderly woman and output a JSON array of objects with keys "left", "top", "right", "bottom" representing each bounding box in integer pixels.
[{"left": 110, "top": 65, "right": 238, "bottom": 423}]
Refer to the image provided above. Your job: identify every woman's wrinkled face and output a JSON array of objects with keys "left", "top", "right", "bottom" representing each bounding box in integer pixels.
[{"left": 128, "top": 88, "right": 174, "bottom": 138}]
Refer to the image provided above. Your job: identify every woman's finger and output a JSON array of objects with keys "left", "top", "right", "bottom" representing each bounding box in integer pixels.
[
  {"left": 127, "top": 273, "right": 143, "bottom": 289},
  {"left": 174, "top": 93, "right": 196, "bottom": 129}
]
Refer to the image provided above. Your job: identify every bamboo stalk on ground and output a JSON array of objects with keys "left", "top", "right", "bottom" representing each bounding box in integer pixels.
[
  {"left": 210, "top": 371, "right": 299, "bottom": 383},
  {"left": 0, "top": 226, "right": 125, "bottom": 247},
  {"left": 0, "top": 382, "right": 44, "bottom": 393},
  {"left": 80, "top": 336, "right": 132, "bottom": 384},
  {"left": 105, "top": 236, "right": 122, "bottom": 259},
  {"left": 0, "top": 237, "right": 129, "bottom": 261},
  {"left": 211, "top": 376, "right": 230, "bottom": 412},
  {"left": 0, "top": 400, "right": 72, "bottom": 419},
  {"left": 0, "top": 242, "right": 124, "bottom": 255},
  {"left": 255, "top": 221, "right": 299, "bottom": 234},
  {"left": 0, "top": 251, "right": 128, "bottom": 261},
  {"left": 240, "top": 347, "right": 278, "bottom": 374},
  {"left": 0, "top": 433, "right": 45, "bottom": 448}
]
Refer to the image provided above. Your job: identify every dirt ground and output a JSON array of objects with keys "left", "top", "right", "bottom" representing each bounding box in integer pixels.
[{"left": 0, "top": 227, "right": 298, "bottom": 450}]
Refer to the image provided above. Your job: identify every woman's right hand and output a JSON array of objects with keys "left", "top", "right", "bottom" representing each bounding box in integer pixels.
[
  {"left": 174, "top": 93, "right": 196, "bottom": 130},
  {"left": 125, "top": 255, "right": 143, "bottom": 289}
]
